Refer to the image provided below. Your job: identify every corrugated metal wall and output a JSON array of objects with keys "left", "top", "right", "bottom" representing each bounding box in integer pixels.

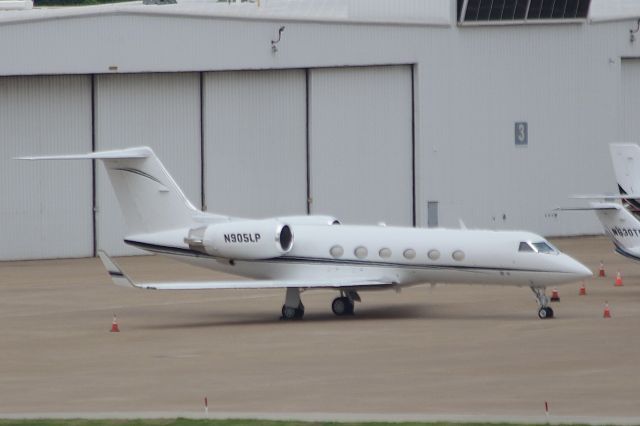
[
  {"left": 2, "top": 14, "right": 640, "bottom": 259},
  {"left": 203, "top": 70, "right": 308, "bottom": 219},
  {"left": 94, "top": 73, "right": 201, "bottom": 256},
  {"left": 0, "top": 75, "right": 93, "bottom": 260},
  {"left": 309, "top": 65, "right": 414, "bottom": 225},
  {"left": 620, "top": 59, "right": 640, "bottom": 142}
]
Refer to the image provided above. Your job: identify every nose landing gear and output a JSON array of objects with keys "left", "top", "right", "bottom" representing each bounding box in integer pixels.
[{"left": 531, "top": 286, "right": 554, "bottom": 319}]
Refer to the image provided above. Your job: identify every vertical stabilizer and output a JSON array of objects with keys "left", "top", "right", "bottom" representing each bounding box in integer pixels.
[
  {"left": 610, "top": 143, "right": 640, "bottom": 213},
  {"left": 19, "top": 147, "right": 201, "bottom": 235}
]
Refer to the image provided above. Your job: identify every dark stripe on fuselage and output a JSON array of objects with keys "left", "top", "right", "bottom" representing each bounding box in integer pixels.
[
  {"left": 108, "top": 271, "right": 125, "bottom": 277},
  {"left": 124, "top": 239, "right": 573, "bottom": 275},
  {"left": 612, "top": 241, "right": 640, "bottom": 262}
]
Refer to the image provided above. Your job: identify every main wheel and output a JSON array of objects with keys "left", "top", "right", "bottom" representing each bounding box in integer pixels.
[
  {"left": 282, "top": 305, "right": 297, "bottom": 319},
  {"left": 332, "top": 297, "right": 355, "bottom": 316},
  {"left": 332, "top": 297, "right": 347, "bottom": 315},
  {"left": 545, "top": 307, "right": 554, "bottom": 318}
]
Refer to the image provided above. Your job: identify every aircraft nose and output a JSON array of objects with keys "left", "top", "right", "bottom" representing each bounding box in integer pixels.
[{"left": 567, "top": 256, "right": 593, "bottom": 279}]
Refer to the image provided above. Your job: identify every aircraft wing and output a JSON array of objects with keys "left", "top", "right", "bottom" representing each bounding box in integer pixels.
[{"left": 98, "top": 251, "right": 392, "bottom": 290}]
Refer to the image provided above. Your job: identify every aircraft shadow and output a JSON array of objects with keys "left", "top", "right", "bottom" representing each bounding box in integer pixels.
[{"left": 136, "top": 304, "right": 531, "bottom": 329}]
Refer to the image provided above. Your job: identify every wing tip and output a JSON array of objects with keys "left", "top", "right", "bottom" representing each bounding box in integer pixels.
[{"left": 97, "top": 250, "right": 137, "bottom": 288}]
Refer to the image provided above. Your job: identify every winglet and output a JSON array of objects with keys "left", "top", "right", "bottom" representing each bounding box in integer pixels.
[{"left": 97, "top": 250, "right": 138, "bottom": 289}]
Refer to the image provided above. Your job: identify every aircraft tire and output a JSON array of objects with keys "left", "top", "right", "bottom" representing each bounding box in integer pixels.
[
  {"left": 332, "top": 297, "right": 354, "bottom": 316},
  {"left": 332, "top": 297, "right": 346, "bottom": 315},
  {"left": 281, "top": 304, "right": 304, "bottom": 320},
  {"left": 538, "top": 307, "right": 554, "bottom": 319}
]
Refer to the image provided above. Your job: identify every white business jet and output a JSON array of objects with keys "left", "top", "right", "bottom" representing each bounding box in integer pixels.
[
  {"left": 566, "top": 143, "right": 640, "bottom": 262},
  {"left": 19, "top": 147, "right": 591, "bottom": 320}
]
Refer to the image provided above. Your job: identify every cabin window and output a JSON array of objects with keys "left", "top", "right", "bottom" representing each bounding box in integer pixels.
[
  {"left": 354, "top": 246, "right": 368, "bottom": 259},
  {"left": 330, "top": 245, "right": 344, "bottom": 258},
  {"left": 379, "top": 248, "right": 392, "bottom": 258},
  {"left": 519, "top": 242, "right": 535, "bottom": 252},
  {"left": 428, "top": 249, "right": 440, "bottom": 260},
  {"left": 452, "top": 250, "right": 465, "bottom": 261},
  {"left": 403, "top": 249, "right": 416, "bottom": 259}
]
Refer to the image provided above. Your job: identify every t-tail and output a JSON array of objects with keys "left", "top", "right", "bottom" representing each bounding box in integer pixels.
[
  {"left": 18, "top": 147, "right": 221, "bottom": 236},
  {"left": 610, "top": 143, "right": 640, "bottom": 214}
]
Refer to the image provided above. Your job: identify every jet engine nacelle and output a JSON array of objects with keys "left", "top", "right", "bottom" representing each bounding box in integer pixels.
[{"left": 186, "top": 219, "right": 293, "bottom": 260}]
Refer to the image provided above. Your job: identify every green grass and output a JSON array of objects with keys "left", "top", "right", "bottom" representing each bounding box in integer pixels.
[
  {"left": 33, "top": 0, "right": 133, "bottom": 6},
  {"left": 0, "top": 420, "right": 607, "bottom": 426}
]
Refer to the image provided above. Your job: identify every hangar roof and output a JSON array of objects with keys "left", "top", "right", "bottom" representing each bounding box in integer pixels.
[
  {"left": 0, "top": 0, "right": 451, "bottom": 26},
  {"left": 590, "top": 0, "right": 640, "bottom": 22},
  {"left": 0, "top": 0, "right": 638, "bottom": 26}
]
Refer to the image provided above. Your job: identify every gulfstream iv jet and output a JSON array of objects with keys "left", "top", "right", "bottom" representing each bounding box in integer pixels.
[{"left": 19, "top": 147, "right": 591, "bottom": 320}]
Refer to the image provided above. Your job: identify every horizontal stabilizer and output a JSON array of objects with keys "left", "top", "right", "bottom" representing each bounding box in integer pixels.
[
  {"left": 16, "top": 147, "right": 151, "bottom": 161},
  {"left": 570, "top": 194, "right": 640, "bottom": 200},
  {"left": 97, "top": 251, "right": 391, "bottom": 290},
  {"left": 555, "top": 206, "right": 620, "bottom": 211}
]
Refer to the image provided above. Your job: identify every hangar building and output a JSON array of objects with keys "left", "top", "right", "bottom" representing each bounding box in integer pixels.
[{"left": 1, "top": 0, "right": 639, "bottom": 260}]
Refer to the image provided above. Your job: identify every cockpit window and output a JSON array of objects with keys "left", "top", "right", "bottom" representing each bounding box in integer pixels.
[
  {"left": 519, "top": 242, "right": 535, "bottom": 252},
  {"left": 532, "top": 241, "right": 557, "bottom": 254}
]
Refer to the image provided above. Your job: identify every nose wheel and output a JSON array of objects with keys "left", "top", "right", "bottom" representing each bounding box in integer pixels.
[
  {"left": 531, "top": 286, "right": 554, "bottom": 319},
  {"left": 538, "top": 306, "right": 554, "bottom": 319}
]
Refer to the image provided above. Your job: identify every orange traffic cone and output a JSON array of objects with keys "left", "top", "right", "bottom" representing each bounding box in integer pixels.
[
  {"left": 579, "top": 282, "right": 586, "bottom": 296},
  {"left": 110, "top": 314, "right": 120, "bottom": 332},
  {"left": 603, "top": 302, "right": 611, "bottom": 318},
  {"left": 615, "top": 271, "right": 623, "bottom": 287},
  {"left": 550, "top": 288, "right": 560, "bottom": 302},
  {"left": 599, "top": 261, "right": 606, "bottom": 277}
]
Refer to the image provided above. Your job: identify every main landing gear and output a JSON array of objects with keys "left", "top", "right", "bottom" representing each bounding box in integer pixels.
[
  {"left": 281, "top": 287, "right": 305, "bottom": 320},
  {"left": 331, "top": 290, "right": 360, "bottom": 316},
  {"left": 280, "top": 289, "right": 361, "bottom": 320},
  {"left": 531, "top": 286, "right": 554, "bottom": 319}
]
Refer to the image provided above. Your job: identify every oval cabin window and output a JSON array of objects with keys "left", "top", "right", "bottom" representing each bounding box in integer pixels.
[
  {"left": 354, "top": 246, "right": 368, "bottom": 259},
  {"left": 403, "top": 249, "right": 416, "bottom": 259},
  {"left": 428, "top": 249, "right": 440, "bottom": 260},
  {"left": 452, "top": 250, "right": 465, "bottom": 261},
  {"left": 379, "top": 248, "right": 392, "bottom": 258},
  {"left": 330, "top": 245, "right": 344, "bottom": 258}
]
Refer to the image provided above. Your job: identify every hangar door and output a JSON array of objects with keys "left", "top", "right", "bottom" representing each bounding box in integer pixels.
[
  {"left": 203, "top": 70, "right": 307, "bottom": 218},
  {"left": 0, "top": 76, "right": 93, "bottom": 260},
  {"left": 309, "top": 65, "right": 414, "bottom": 225},
  {"left": 620, "top": 59, "right": 640, "bottom": 141},
  {"left": 94, "top": 73, "right": 202, "bottom": 256}
]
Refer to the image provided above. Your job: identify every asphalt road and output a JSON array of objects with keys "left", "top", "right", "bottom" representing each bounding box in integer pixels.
[{"left": 1, "top": 236, "right": 639, "bottom": 420}]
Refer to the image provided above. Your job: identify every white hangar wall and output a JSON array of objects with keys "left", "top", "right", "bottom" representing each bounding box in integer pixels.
[
  {"left": 1, "top": 6, "right": 640, "bottom": 259},
  {"left": 0, "top": 75, "right": 93, "bottom": 260},
  {"left": 417, "top": 22, "right": 627, "bottom": 235}
]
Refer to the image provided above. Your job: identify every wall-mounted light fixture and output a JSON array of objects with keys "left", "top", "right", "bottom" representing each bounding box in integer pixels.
[
  {"left": 630, "top": 18, "right": 640, "bottom": 43},
  {"left": 271, "top": 26, "right": 285, "bottom": 53}
]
